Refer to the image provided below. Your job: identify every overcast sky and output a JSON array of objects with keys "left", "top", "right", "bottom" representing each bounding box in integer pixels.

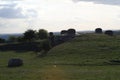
[{"left": 0, "top": 0, "right": 120, "bottom": 33}]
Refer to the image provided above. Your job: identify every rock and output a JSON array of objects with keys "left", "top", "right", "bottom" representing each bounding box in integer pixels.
[{"left": 8, "top": 58, "right": 23, "bottom": 67}]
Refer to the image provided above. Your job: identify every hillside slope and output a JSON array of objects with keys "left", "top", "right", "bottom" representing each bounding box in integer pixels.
[{"left": 46, "top": 34, "right": 120, "bottom": 65}]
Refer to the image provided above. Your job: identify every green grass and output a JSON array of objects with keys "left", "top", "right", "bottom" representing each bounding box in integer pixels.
[
  {"left": 46, "top": 34, "right": 120, "bottom": 65},
  {"left": 1, "top": 34, "right": 120, "bottom": 80}
]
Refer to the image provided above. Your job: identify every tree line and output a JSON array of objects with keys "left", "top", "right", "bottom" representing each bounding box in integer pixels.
[
  {"left": 0, "top": 29, "right": 49, "bottom": 43},
  {"left": 0, "top": 28, "right": 115, "bottom": 44}
]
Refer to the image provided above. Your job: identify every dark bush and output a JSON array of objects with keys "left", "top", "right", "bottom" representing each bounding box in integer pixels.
[
  {"left": 67, "top": 28, "right": 76, "bottom": 38},
  {"left": 95, "top": 28, "right": 103, "bottom": 34},
  {"left": 105, "top": 30, "right": 113, "bottom": 36},
  {"left": 0, "top": 38, "right": 6, "bottom": 43},
  {"left": 67, "top": 28, "right": 76, "bottom": 35},
  {"left": 61, "top": 30, "right": 67, "bottom": 35},
  {"left": 42, "top": 40, "right": 51, "bottom": 51},
  {"left": 8, "top": 36, "right": 17, "bottom": 42},
  {"left": 23, "top": 29, "right": 37, "bottom": 42},
  {"left": 37, "top": 29, "right": 48, "bottom": 39},
  {"left": 17, "top": 36, "right": 25, "bottom": 42},
  {"left": 49, "top": 32, "right": 55, "bottom": 47},
  {"left": 49, "top": 32, "right": 54, "bottom": 36},
  {"left": 8, "top": 58, "right": 23, "bottom": 67}
]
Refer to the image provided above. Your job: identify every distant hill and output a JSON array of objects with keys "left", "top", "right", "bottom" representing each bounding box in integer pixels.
[{"left": 0, "top": 34, "right": 23, "bottom": 40}]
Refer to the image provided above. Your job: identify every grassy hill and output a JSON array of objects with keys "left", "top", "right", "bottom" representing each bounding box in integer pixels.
[
  {"left": 46, "top": 34, "right": 120, "bottom": 65},
  {"left": 1, "top": 34, "right": 120, "bottom": 80}
]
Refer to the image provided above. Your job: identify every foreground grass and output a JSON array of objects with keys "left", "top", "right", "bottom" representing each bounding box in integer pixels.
[{"left": 1, "top": 34, "right": 120, "bottom": 80}]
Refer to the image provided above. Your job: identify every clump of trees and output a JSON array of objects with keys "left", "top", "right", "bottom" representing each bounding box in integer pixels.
[
  {"left": 23, "top": 29, "right": 37, "bottom": 42},
  {"left": 95, "top": 28, "right": 114, "bottom": 36},
  {"left": 23, "top": 29, "right": 51, "bottom": 57},
  {"left": 60, "top": 28, "right": 76, "bottom": 37},
  {"left": 23, "top": 29, "right": 49, "bottom": 42},
  {"left": 0, "top": 28, "right": 77, "bottom": 57},
  {"left": 0, "top": 29, "right": 51, "bottom": 57},
  {"left": 23, "top": 29, "right": 51, "bottom": 56}
]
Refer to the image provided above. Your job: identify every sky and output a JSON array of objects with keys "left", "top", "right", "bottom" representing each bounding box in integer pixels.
[{"left": 0, "top": 0, "right": 120, "bottom": 33}]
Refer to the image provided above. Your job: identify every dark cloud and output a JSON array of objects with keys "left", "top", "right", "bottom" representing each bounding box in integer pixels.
[
  {"left": 73, "top": 0, "right": 120, "bottom": 6},
  {"left": 0, "top": 0, "right": 37, "bottom": 19},
  {"left": 0, "top": 7, "right": 26, "bottom": 18}
]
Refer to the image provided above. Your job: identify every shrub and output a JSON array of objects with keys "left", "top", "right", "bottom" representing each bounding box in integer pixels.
[
  {"left": 42, "top": 40, "right": 51, "bottom": 51},
  {"left": 67, "top": 28, "right": 76, "bottom": 35},
  {"left": 17, "top": 36, "right": 25, "bottom": 42},
  {"left": 105, "top": 30, "right": 113, "bottom": 36},
  {"left": 8, "top": 36, "right": 17, "bottom": 42},
  {"left": 49, "top": 32, "right": 55, "bottom": 47},
  {"left": 37, "top": 29, "right": 48, "bottom": 39},
  {"left": 49, "top": 32, "right": 54, "bottom": 36},
  {"left": 95, "top": 28, "right": 103, "bottom": 34},
  {"left": 0, "top": 38, "right": 6, "bottom": 43},
  {"left": 67, "top": 28, "right": 76, "bottom": 38},
  {"left": 60, "top": 30, "right": 67, "bottom": 35}
]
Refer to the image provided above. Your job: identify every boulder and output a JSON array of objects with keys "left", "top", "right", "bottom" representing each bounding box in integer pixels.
[{"left": 8, "top": 58, "right": 23, "bottom": 67}]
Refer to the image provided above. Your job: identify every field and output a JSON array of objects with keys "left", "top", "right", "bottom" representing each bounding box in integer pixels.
[{"left": 1, "top": 34, "right": 120, "bottom": 80}]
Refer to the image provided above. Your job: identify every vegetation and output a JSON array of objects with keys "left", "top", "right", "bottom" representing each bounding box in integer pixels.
[
  {"left": 49, "top": 32, "right": 55, "bottom": 47},
  {"left": 8, "top": 36, "right": 18, "bottom": 43},
  {"left": 1, "top": 34, "right": 120, "bottom": 80},
  {"left": 60, "top": 30, "right": 67, "bottom": 35},
  {"left": 0, "top": 38, "right": 5, "bottom": 43},
  {"left": 37, "top": 29, "right": 48, "bottom": 40},
  {"left": 67, "top": 28, "right": 76, "bottom": 35},
  {"left": 95, "top": 28, "right": 103, "bottom": 34},
  {"left": 23, "top": 29, "right": 37, "bottom": 42},
  {"left": 105, "top": 30, "right": 114, "bottom": 36}
]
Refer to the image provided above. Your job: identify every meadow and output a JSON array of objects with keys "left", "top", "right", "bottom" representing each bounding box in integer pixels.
[{"left": 1, "top": 34, "right": 120, "bottom": 80}]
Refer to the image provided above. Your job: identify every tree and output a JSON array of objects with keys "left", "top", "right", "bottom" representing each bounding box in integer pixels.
[
  {"left": 23, "top": 29, "right": 36, "bottom": 41},
  {"left": 37, "top": 29, "right": 48, "bottom": 39},
  {"left": 95, "top": 28, "right": 102, "bottom": 34},
  {"left": 17, "top": 36, "right": 25, "bottom": 42},
  {"left": 105, "top": 30, "right": 113, "bottom": 36},
  {"left": 0, "top": 38, "right": 6, "bottom": 43},
  {"left": 68, "top": 28, "right": 76, "bottom": 34},
  {"left": 49, "top": 32, "right": 55, "bottom": 47},
  {"left": 60, "top": 30, "right": 67, "bottom": 35},
  {"left": 8, "top": 36, "right": 17, "bottom": 42},
  {"left": 67, "top": 28, "right": 76, "bottom": 37}
]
